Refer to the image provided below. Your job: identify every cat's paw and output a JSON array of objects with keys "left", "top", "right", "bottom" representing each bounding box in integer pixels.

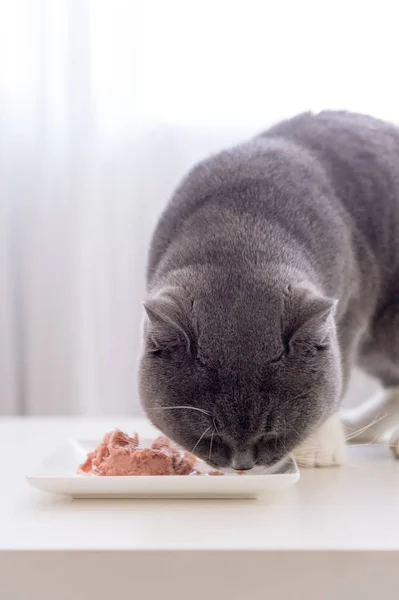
[
  {"left": 294, "top": 413, "right": 347, "bottom": 468},
  {"left": 390, "top": 425, "right": 399, "bottom": 459}
]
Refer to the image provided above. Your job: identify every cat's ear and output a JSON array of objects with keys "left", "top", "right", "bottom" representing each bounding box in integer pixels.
[
  {"left": 143, "top": 288, "right": 193, "bottom": 353},
  {"left": 288, "top": 287, "right": 337, "bottom": 348}
]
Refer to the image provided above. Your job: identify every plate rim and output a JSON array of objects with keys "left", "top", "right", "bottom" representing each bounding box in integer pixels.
[{"left": 26, "top": 437, "right": 300, "bottom": 482}]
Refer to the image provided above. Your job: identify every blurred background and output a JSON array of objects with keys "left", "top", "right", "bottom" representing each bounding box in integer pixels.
[{"left": 1, "top": 0, "right": 391, "bottom": 416}]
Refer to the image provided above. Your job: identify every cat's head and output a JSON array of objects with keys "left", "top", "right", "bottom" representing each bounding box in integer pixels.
[{"left": 139, "top": 278, "right": 341, "bottom": 470}]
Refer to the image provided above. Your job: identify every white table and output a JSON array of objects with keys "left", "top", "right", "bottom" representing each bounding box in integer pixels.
[{"left": 1, "top": 417, "right": 398, "bottom": 600}]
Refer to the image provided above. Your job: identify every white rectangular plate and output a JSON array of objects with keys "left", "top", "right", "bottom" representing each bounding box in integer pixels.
[{"left": 27, "top": 438, "right": 300, "bottom": 499}]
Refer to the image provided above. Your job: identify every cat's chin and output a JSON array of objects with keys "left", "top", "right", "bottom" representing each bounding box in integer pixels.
[{"left": 213, "top": 455, "right": 292, "bottom": 474}]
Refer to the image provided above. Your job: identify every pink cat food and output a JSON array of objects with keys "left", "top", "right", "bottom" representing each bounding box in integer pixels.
[{"left": 77, "top": 429, "right": 216, "bottom": 476}]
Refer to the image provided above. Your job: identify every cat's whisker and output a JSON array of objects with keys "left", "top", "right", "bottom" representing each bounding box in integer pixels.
[
  {"left": 343, "top": 413, "right": 388, "bottom": 441},
  {"left": 295, "top": 437, "right": 397, "bottom": 456},
  {"left": 295, "top": 452, "right": 366, "bottom": 469},
  {"left": 191, "top": 424, "right": 213, "bottom": 455},
  {"left": 282, "top": 417, "right": 290, "bottom": 455},
  {"left": 295, "top": 413, "right": 390, "bottom": 459},
  {"left": 346, "top": 430, "right": 381, "bottom": 446},
  {"left": 149, "top": 406, "right": 213, "bottom": 417},
  {"left": 208, "top": 427, "right": 215, "bottom": 463},
  {"left": 289, "top": 424, "right": 303, "bottom": 441},
  {"left": 349, "top": 441, "right": 399, "bottom": 449},
  {"left": 213, "top": 417, "right": 220, "bottom": 435}
]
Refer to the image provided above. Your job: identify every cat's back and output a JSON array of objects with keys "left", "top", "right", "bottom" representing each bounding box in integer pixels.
[
  {"left": 265, "top": 111, "right": 399, "bottom": 271},
  {"left": 148, "top": 111, "right": 399, "bottom": 282},
  {"left": 147, "top": 126, "right": 336, "bottom": 281},
  {"left": 266, "top": 111, "right": 399, "bottom": 232}
]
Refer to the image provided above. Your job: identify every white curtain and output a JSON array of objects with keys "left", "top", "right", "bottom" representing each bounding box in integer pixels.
[{"left": 0, "top": 0, "right": 393, "bottom": 415}]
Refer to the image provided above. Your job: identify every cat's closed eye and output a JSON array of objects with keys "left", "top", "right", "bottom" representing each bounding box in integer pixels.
[
  {"left": 255, "top": 432, "right": 280, "bottom": 449},
  {"left": 293, "top": 341, "right": 329, "bottom": 357},
  {"left": 147, "top": 345, "right": 177, "bottom": 359},
  {"left": 268, "top": 349, "right": 285, "bottom": 364},
  {"left": 148, "top": 347, "right": 164, "bottom": 357}
]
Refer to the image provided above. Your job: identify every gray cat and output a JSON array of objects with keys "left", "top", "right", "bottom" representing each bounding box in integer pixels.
[{"left": 139, "top": 111, "right": 399, "bottom": 469}]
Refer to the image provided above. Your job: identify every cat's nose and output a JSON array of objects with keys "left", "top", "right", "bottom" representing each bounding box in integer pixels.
[{"left": 231, "top": 450, "right": 255, "bottom": 471}]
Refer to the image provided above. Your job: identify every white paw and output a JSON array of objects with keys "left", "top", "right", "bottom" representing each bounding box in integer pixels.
[
  {"left": 294, "top": 413, "right": 347, "bottom": 468},
  {"left": 390, "top": 426, "right": 399, "bottom": 459}
]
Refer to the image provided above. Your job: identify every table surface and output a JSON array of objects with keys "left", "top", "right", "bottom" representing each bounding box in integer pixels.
[{"left": 1, "top": 417, "right": 399, "bottom": 552}]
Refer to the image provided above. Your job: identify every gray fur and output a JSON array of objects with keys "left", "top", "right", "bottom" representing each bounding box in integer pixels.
[{"left": 139, "top": 111, "right": 399, "bottom": 469}]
